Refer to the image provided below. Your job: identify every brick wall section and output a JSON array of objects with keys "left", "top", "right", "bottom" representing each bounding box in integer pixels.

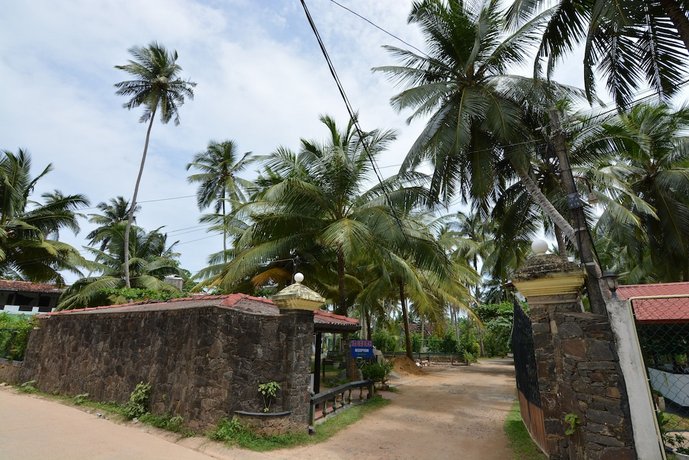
[
  {"left": 18, "top": 306, "right": 313, "bottom": 431},
  {"left": 528, "top": 298, "right": 636, "bottom": 460}
]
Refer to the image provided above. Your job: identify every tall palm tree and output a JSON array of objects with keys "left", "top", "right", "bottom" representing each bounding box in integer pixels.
[
  {"left": 86, "top": 196, "right": 139, "bottom": 251},
  {"left": 114, "top": 42, "right": 196, "bottom": 288},
  {"left": 186, "top": 140, "right": 253, "bottom": 261},
  {"left": 507, "top": 0, "right": 689, "bottom": 107},
  {"left": 59, "top": 223, "right": 183, "bottom": 308},
  {"left": 197, "top": 115, "right": 433, "bottom": 315},
  {"left": 583, "top": 103, "right": 689, "bottom": 281},
  {"left": 374, "top": 0, "right": 577, "bottom": 235},
  {"left": 376, "top": 0, "right": 614, "bottom": 311},
  {"left": 0, "top": 149, "right": 88, "bottom": 283}
]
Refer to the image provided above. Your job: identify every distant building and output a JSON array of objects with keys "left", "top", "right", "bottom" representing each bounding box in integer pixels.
[{"left": 0, "top": 280, "right": 63, "bottom": 314}]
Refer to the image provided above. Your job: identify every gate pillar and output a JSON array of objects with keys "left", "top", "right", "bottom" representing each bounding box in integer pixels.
[{"left": 513, "top": 253, "right": 638, "bottom": 459}]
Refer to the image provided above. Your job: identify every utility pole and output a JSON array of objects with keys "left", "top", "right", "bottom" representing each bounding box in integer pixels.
[{"left": 549, "top": 109, "right": 609, "bottom": 315}]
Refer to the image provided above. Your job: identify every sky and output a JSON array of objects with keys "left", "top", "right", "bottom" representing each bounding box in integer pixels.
[{"left": 0, "top": 0, "right": 588, "bottom": 283}]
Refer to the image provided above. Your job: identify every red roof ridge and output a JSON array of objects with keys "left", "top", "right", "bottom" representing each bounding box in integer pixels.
[
  {"left": 619, "top": 281, "right": 689, "bottom": 289},
  {"left": 314, "top": 309, "right": 359, "bottom": 324}
]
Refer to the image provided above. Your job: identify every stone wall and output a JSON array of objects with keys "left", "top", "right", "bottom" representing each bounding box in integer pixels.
[
  {"left": 0, "top": 357, "right": 22, "bottom": 384},
  {"left": 530, "top": 303, "right": 635, "bottom": 459},
  {"left": 19, "top": 305, "right": 313, "bottom": 431},
  {"left": 515, "top": 255, "right": 637, "bottom": 460}
]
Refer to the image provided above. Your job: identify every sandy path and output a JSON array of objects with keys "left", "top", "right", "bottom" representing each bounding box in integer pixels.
[{"left": 0, "top": 359, "right": 515, "bottom": 460}]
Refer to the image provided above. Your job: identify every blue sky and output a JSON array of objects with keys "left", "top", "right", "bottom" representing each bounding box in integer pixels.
[{"left": 0, "top": 0, "right": 594, "bottom": 283}]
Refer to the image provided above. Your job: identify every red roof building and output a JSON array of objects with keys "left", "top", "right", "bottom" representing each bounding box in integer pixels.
[
  {"left": 0, "top": 280, "right": 64, "bottom": 314},
  {"left": 617, "top": 282, "right": 689, "bottom": 323}
]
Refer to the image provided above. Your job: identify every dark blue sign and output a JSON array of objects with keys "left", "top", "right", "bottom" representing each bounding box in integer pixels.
[{"left": 350, "top": 340, "right": 374, "bottom": 359}]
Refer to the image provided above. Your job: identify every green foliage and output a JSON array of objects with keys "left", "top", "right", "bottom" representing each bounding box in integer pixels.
[
  {"left": 123, "top": 382, "right": 151, "bottom": 420},
  {"left": 72, "top": 393, "right": 89, "bottom": 406},
  {"left": 564, "top": 413, "right": 580, "bottom": 436},
  {"left": 101, "top": 287, "right": 185, "bottom": 304},
  {"left": 411, "top": 333, "right": 422, "bottom": 353},
  {"left": 18, "top": 380, "right": 37, "bottom": 393},
  {"left": 372, "top": 329, "right": 399, "bottom": 353},
  {"left": 475, "top": 303, "right": 514, "bottom": 357},
  {"left": 504, "top": 401, "right": 547, "bottom": 459},
  {"left": 0, "top": 313, "right": 35, "bottom": 361},
  {"left": 139, "top": 413, "right": 188, "bottom": 434},
  {"left": 257, "top": 381, "right": 280, "bottom": 413},
  {"left": 457, "top": 320, "right": 480, "bottom": 360},
  {"left": 361, "top": 360, "right": 393, "bottom": 385},
  {"left": 211, "top": 396, "right": 389, "bottom": 451}
]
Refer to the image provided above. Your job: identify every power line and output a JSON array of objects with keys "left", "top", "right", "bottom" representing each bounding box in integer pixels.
[{"left": 327, "top": 0, "right": 430, "bottom": 58}]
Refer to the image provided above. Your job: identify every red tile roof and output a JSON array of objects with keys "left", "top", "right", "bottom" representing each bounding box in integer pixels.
[
  {"left": 0, "top": 279, "right": 63, "bottom": 293},
  {"left": 47, "top": 293, "right": 360, "bottom": 331},
  {"left": 617, "top": 282, "right": 689, "bottom": 300},
  {"left": 617, "top": 282, "right": 689, "bottom": 323}
]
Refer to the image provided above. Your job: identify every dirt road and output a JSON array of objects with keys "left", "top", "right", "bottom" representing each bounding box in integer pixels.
[{"left": 0, "top": 359, "right": 515, "bottom": 460}]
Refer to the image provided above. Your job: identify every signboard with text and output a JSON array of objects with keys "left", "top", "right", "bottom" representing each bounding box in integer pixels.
[{"left": 350, "top": 339, "right": 374, "bottom": 359}]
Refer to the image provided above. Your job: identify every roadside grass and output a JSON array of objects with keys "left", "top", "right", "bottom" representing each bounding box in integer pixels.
[
  {"left": 210, "top": 395, "right": 389, "bottom": 451},
  {"left": 504, "top": 400, "right": 547, "bottom": 460},
  {"left": 10, "top": 381, "right": 388, "bottom": 450}
]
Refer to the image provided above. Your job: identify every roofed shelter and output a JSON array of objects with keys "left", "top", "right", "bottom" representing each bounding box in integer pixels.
[{"left": 0, "top": 280, "right": 63, "bottom": 314}]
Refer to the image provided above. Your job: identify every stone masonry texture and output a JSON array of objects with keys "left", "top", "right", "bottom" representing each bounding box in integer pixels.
[{"left": 17, "top": 305, "right": 314, "bottom": 431}]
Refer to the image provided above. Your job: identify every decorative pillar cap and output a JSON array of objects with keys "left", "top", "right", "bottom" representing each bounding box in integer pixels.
[
  {"left": 512, "top": 254, "right": 585, "bottom": 297},
  {"left": 272, "top": 273, "right": 325, "bottom": 311}
]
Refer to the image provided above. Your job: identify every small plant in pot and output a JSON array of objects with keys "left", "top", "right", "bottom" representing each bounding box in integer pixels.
[{"left": 257, "top": 381, "right": 281, "bottom": 413}]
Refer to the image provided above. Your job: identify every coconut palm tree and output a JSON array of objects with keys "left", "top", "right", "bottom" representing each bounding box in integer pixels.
[
  {"left": 583, "top": 103, "right": 689, "bottom": 282},
  {"left": 196, "top": 115, "right": 436, "bottom": 315},
  {"left": 114, "top": 42, "right": 196, "bottom": 288},
  {"left": 59, "top": 223, "right": 183, "bottom": 308},
  {"left": 186, "top": 140, "right": 253, "bottom": 261},
  {"left": 0, "top": 149, "right": 88, "bottom": 283},
  {"left": 86, "top": 197, "right": 139, "bottom": 251},
  {"left": 376, "top": 0, "right": 614, "bottom": 311},
  {"left": 507, "top": 0, "right": 689, "bottom": 107}
]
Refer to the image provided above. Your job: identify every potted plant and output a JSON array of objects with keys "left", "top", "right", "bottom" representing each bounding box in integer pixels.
[{"left": 233, "top": 381, "right": 292, "bottom": 436}]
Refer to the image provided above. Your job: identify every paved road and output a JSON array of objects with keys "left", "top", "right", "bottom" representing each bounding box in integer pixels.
[{"left": 0, "top": 359, "right": 516, "bottom": 460}]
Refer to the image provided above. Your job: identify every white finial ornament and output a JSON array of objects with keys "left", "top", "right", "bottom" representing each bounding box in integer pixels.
[
  {"left": 294, "top": 272, "right": 304, "bottom": 283},
  {"left": 531, "top": 239, "right": 548, "bottom": 255}
]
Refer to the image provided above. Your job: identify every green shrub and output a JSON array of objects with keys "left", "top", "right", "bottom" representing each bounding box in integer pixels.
[
  {"left": 361, "top": 360, "right": 393, "bottom": 385},
  {"left": 411, "top": 333, "right": 422, "bottom": 353},
  {"left": 18, "top": 380, "right": 37, "bottom": 393},
  {"left": 0, "top": 313, "right": 35, "bottom": 361},
  {"left": 257, "top": 381, "right": 280, "bottom": 413},
  {"left": 372, "top": 330, "right": 398, "bottom": 353},
  {"left": 123, "top": 382, "right": 151, "bottom": 419},
  {"left": 139, "top": 413, "right": 187, "bottom": 434}
]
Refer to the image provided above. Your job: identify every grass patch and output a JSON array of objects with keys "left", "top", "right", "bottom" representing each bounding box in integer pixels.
[
  {"left": 210, "top": 395, "right": 389, "bottom": 451},
  {"left": 504, "top": 401, "right": 547, "bottom": 460},
  {"left": 662, "top": 411, "right": 689, "bottom": 431},
  {"left": 139, "top": 413, "right": 193, "bottom": 436}
]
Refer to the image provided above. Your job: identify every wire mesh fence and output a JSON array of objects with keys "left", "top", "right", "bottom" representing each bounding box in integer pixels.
[{"left": 631, "top": 296, "right": 689, "bottom": 452}]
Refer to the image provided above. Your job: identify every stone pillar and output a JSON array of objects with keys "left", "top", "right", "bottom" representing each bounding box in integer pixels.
[
  {"left": 513, "top": 254, "right": 637, "bottom": 460},
  {"left": 278, "top": 309, "right": 314, "bottom": 426}
]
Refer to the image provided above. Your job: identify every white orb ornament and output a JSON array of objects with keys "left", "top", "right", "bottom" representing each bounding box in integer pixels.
[
  {"left": 531, "top": 239, "right": 548, "bottom": 255},
  {"left": 294, "top": 272, "right": 305, "bottom": 284}
]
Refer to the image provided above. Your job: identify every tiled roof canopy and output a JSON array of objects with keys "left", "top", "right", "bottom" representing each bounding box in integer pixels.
[
  {"left": 0, "top": 280, "right": 63, "bottom": 294},
  {"left": 48, "top": 294, "right": 360, "bottom": 333},
  {"left": 617, "top": 282, "right": 689, "bottom": 323}
]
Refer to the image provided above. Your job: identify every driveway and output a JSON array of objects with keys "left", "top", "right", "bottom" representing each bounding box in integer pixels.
[{"left": 0, "top": 359, "right": 516, "bottom": 460}]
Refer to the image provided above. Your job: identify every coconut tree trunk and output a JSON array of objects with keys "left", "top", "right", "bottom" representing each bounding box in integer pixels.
[
  {"left": 336, "top": 247, "right": 347, "bottom": 315},
  {"left": 549, "top": 109, "right": 608, "bottom": 315},
  {"left": 660, "top": 0, "right": 689, "bottom": 52},
  {"left": 511, "top": 162, "right": 576, "bottom": 243},
  {"left": 124, "top": 106, "right": 157, "bottom": 288},
  {"left": 554, "top": 225, "right": 567, "bottom": 257},
  {"left": 399, "top": 280, "right": 414, "bottom": 361},
  {"left": 221, "top": 197, "right": 227, "bottom": 264}
]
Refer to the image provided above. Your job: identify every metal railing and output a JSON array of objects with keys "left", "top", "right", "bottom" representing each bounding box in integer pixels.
[{"left": 309, "top": 380, "right": 374, "bottom": 428}]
